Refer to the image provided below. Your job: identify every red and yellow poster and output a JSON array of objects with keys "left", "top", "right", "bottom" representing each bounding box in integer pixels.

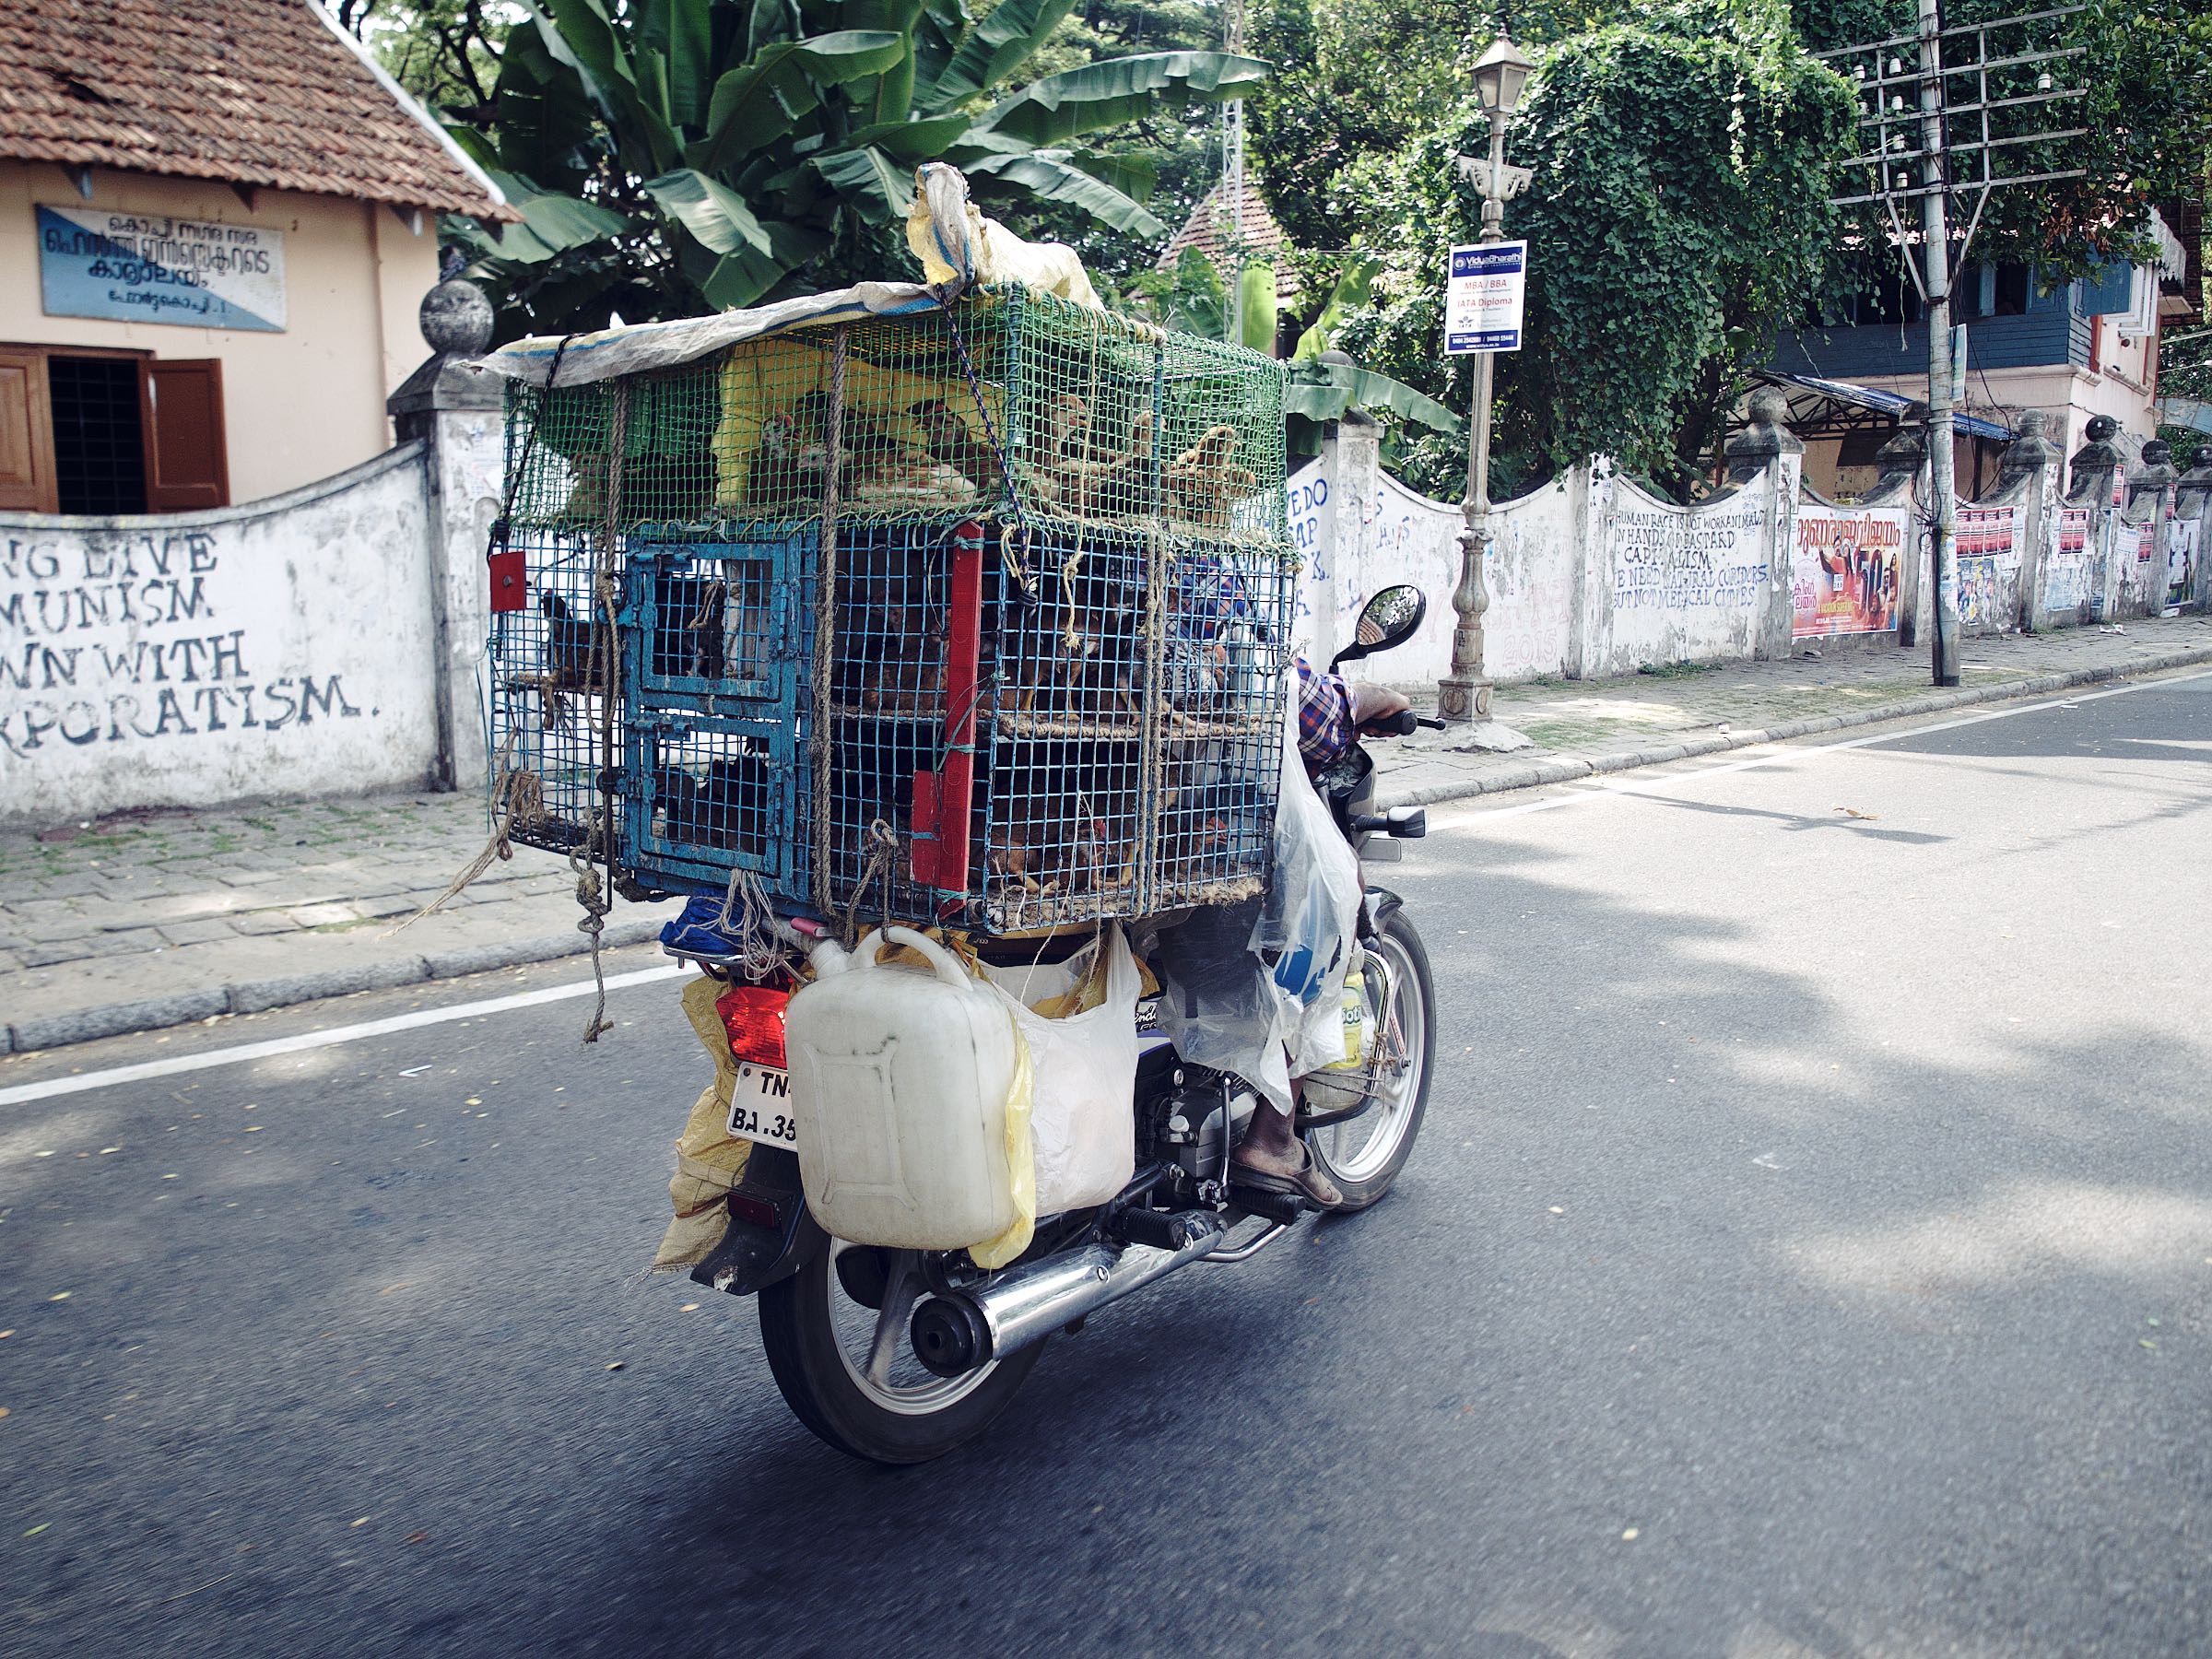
[{"left": 1793, "top": 506, "right": 1906, "bottom": 637}]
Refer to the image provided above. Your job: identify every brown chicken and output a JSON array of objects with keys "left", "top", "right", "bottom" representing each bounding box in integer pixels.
[{"left": 1166, "top": 425, "right": 1255, "bottom": 532}]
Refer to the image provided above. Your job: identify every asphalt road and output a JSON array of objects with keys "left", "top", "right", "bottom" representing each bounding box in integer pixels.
[{"left": 6, "top": 669, "right": 2211, "bottom": 1658}]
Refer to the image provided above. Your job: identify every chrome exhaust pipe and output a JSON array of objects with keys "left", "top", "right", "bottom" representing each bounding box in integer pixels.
[{"left": 911, "top": 1217, "right": 1227, "bottom": 1377}]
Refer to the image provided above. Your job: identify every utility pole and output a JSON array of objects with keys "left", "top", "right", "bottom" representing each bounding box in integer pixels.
[
  {"left": 1222, "top": 0, "right": 1247, "bottom": 347},
  {"left": 1916, "top": 0, "right": 1961, "bottom": 686},
  {"left": 1818, "top": 2, "right": 2086, "bottom": 687}
]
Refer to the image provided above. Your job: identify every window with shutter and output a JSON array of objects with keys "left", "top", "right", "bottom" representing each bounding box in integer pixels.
[
  {"left": 0, "top": 348, "right": 58, "bottom": 513},
  {"left": 141, "top": 359, "right": 230, "bottom": 512}
]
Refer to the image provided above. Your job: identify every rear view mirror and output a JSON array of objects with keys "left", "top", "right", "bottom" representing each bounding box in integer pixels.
[{"left": 1330, "top": 584, "right": 1427, "bottom": 671}]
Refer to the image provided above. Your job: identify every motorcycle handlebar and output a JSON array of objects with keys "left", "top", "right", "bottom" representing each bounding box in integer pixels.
[{"left": 1360, "top": 711, "right": 1449, "bottom": 737}]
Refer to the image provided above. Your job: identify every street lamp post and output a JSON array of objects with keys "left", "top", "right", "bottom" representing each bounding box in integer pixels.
[{"left": 1437, "top": 35, "right": 1535, "bottom": 741}]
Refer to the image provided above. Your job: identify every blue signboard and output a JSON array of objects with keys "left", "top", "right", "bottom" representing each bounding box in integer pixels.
[
  {"left": 1444, "top": 241, "right": 1526, "bottom": 355},
  {"left": 38, "top": 205, "right": 287, "bottom": 333}
]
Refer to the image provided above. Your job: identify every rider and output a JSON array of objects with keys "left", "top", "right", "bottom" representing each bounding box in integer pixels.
[{"left": 1224, "top": 656, "right": 1410, "bottom": 1208}]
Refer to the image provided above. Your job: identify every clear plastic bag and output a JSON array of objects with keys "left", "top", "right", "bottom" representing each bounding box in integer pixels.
[{"left": 1152, "top": 673, "right": 1365, "bottom": 1110}]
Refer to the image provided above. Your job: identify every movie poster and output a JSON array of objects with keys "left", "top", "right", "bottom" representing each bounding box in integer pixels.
[
  {"left": 1956, "top": 505, "right": 2017, "bottom": 632},
  {"left": 1793, "top": 505, "right": 1906, "bottom": 637}
]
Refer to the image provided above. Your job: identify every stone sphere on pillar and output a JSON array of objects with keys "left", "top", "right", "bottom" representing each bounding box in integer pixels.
[{"left": 420, "top": 278, "right": 495, "bottom": 358}]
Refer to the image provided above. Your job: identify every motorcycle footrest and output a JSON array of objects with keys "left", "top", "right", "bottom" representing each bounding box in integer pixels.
[{"left": 1227, "top": 1184, "right": 1311, "bottom": 1227}]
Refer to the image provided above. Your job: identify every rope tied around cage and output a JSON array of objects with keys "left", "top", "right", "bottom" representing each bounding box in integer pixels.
[
  {"left": 842, "top": 817, "right": 903, "bottom": 948},
  {"left": 808, "top": 326, "right": 849, "bottom": 923},
  {"left": 384, "top": 736, "right": 544, "bottom": 936},
  {"left": 935, "top": 288, "right": 1037, "bottom": 604},
  {"left": 572, "top": 379, "right": 629, "bottom": 1045},
  {"left": 568, "top": 843, "right": 615, "bottom": 1042},
  {"left": 712, "top": 865, "right": 793, "bottom": 983}
]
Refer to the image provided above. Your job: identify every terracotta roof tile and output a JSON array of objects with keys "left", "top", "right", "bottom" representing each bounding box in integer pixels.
[
  {"left": 1159, "top": 177, "right": 1294, "bottom": 292},
  {"left": 0, "top": 0, "right": 512, "bottom": 218}
]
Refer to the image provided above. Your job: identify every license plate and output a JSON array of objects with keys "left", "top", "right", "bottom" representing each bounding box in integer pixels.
[{"left": 725, "top": 1064, "right": 797, "bottom": 1149}]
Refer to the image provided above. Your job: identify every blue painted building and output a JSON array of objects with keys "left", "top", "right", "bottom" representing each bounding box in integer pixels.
[{"left": 1765, "top": 230, "right": 2189, "bottom": 500}]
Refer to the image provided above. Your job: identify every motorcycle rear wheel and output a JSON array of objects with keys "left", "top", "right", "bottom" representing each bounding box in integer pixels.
[
  {"left": 759, "top": 1240, "right": 1045, "bottom": 1465},
  {"left": 1307, "top": 909, "right": 1435, "bottom": 1210}
]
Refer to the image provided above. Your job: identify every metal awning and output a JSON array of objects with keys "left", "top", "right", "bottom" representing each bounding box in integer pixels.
[{"left": 1759, "top": 371, "right": 2015, "bottom": 443}]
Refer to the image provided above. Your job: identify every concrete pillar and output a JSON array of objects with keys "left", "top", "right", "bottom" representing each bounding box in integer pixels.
[
  {"left": 388, "top": 278, "right": 505, "bottom": 792},
  {"left": 2066, "top": 415, "right": 2125, "bottom": 622},
  {"left": 2132, "top": 440, "right": 2179, "bottom": 616},
  {"left": 1723, "top": 390, "right": 1804, "bottom": 662},
  {"left": 1313, "top": 383, "right": 1381, "bottom": 671},
  {"left": 2180, "top": 445, "right": 2212, "bottom": 609},
  {"left": 1999, "top": 409, "right": 2061, "bottom": 630}
]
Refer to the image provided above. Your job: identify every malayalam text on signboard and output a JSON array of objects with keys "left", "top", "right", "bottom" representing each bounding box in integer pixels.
[
  {"left": 1444, "top": 241, "right": 1526, "bottom": 355},
  {"left": 38, "top": 206, "right": 286, "bottom": 333}
]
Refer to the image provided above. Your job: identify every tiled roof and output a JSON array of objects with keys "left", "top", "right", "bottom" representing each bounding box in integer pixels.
[
  {"left": 1159, "top": 176, "right": 1296, "bottom": 293},
  {"left": 0, "top": 0, "right": 512, "bottom": 218}
]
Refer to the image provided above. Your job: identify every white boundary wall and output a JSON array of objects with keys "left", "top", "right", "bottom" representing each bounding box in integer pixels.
[
  {"left": 1, "top": 446, "right": 456, "bottom": 824},
  {"left": 1290, "top": 426, "right": 1797, "bottom": 684}
]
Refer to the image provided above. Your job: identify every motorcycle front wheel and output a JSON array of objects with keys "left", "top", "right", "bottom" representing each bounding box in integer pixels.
[
  {"left": 758, "top": 1240, "right": 1045, "bottom": 1465},
  {"left": 1306, "top": 908, "right": 1436, "bottom": 1210}
]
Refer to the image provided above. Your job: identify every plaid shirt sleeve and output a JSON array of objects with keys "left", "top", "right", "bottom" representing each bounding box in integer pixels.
[{"left": 1296, "top": 655, "right": 1355, "bottom": 771}]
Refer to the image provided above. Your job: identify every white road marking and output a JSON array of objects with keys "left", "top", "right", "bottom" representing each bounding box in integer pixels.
[
  {"left": 1436, "top": 668, "right": 2212, "bottom": 828},
  {"left": 0, "top": 964, "right": 689, "bottom": 1108}
]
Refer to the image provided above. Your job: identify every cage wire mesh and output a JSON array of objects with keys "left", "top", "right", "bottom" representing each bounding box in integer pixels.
[{"left": 488, "top": 285, "right": 1296, "bottom": 936}]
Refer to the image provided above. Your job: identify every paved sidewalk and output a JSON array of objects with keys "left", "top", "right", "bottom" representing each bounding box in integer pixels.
[
  {"left": 4, "top": 615, "right": 2206, "bottom": 1053},
  {"left": 0, "top": 798, "right": 679, "bottom": 1053}
]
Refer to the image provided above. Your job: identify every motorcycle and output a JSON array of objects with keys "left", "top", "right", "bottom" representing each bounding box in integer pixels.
[{"left": 672, "top": 585, "right": 1445, "bottom": 1464}]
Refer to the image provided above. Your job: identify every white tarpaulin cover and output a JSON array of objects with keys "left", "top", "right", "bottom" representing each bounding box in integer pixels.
[{"left": 477, "top": 280, "right": 941, "bottom": 385}]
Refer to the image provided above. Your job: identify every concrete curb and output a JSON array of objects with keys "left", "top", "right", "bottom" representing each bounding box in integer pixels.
[
  {"left": 1378, "top": 646, "right": 2212, "bottom": 811},
  {"left": 5, "top": 916, "right": 668, "bottom": 1056}
]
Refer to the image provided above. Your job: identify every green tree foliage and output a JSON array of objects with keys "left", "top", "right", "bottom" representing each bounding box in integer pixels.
[
  {"left": 1335, "top": 1, "right": 1855, "bottom": 500},
  {"left": 412, "top": 1, "right": 1262, "bottom": 338}
]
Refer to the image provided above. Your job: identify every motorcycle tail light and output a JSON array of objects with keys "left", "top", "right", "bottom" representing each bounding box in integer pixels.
[
  {"left": 728, "top": 1193, "right": 782, "bottom": 1230},
  {"left": 717, "top": 984, "right": 789, "bottom": 1069}
]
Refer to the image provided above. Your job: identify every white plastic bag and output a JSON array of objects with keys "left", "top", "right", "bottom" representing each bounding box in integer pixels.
[
  {"left": 1252, "top": 669, "right": 1366, "bottom": 1078},
  {"left": 979, "top": 926, "right": 1140, "bottom": 1216}
]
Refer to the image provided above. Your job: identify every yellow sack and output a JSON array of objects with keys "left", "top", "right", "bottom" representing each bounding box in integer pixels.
[{"left": 651, "top": 975, "right": 754, "bottom": 1272}]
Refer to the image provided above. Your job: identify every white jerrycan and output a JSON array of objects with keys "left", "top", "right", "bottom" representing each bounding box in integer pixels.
[{"left": 783, "top": 926, "right": 1021, "bottom": 1249}]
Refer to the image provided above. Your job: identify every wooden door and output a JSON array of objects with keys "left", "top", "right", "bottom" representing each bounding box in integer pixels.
[
  {"left": 0, "top": 347, "right": 58, "bottom": 513},
  {"left": 141, "top": 358, "right": 229, "bottom": 511}
]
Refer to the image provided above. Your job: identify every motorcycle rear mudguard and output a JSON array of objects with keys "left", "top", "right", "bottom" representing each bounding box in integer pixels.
[{"left": 689, "top": 1146, "right": 830, "bottom": 1297}]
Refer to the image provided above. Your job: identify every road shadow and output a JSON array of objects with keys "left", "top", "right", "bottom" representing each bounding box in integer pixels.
[{"left": 6, "top": 829, "right": 2210, "bottom": 1659}]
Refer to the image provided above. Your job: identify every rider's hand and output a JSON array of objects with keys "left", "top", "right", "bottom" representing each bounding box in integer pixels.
[{"left": 1349, "top": 684, "right": 1412, "bottom": 730}]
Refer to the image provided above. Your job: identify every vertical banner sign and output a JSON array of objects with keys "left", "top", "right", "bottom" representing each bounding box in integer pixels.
[
  {"left": 1444, "top": 241, "right": 1527, "bottom": 355},
  {"left": 37, "top": 206, "right": 286, "bottom": 332}
]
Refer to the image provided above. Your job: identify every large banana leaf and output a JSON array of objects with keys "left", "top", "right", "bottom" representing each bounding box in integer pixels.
[
  {"left": 1288, "top": 360, "right": 1464, "bottom": 437},
  {"left": 698, "top": 30, "right": 908, "bottom": 172},
  {"left": 925, "top": 0, "right": 1079, "bottom": 105},
  {"left": 1238, "top": 263, "right": 1278, "bottom": 355},
  {"left": 1293, "top": 255, "right": 1384, "bottom": 360},
  {"left": 974, "top": 52, "right": 1269, "bottom": 147},
  {"left": 644, "top": 168, "right": 772, "bottom": 255},
  {"left": 961, "top": 150, "right": 1165, "bottom": 237},
  {"left": 808, "top": 145, "right": 914, "bottom": 226}
]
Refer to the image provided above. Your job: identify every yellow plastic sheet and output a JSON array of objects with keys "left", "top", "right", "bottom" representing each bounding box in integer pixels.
[{"left": 967, "top": 1011, "right": 1037, "bottom": 1270}]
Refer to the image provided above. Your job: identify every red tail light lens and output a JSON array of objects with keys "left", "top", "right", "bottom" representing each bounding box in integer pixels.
[{"left": 717, "top": 984, "right": 789, "bottom": 1069}]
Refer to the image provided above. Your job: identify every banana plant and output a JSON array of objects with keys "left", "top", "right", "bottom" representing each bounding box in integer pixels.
[{"left": 441, "top": 0, "right": 1265, "bottom": 335}]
